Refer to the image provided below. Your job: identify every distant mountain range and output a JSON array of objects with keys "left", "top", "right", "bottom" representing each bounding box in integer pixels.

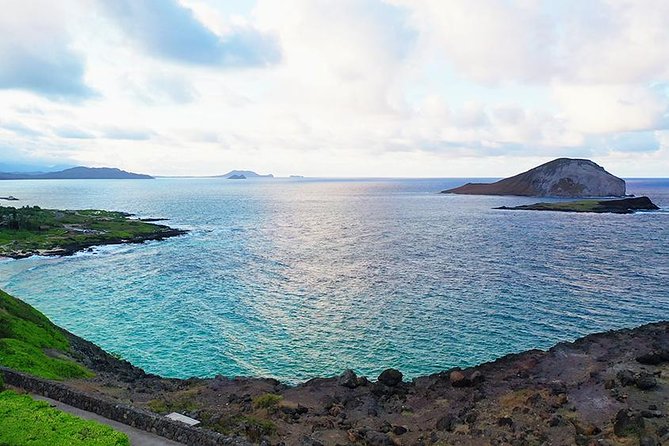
[
  {"left": 0, "top": 166, "right": 153, "bottom": 180},
  {"left": 215, "top": 170, "right": 274, "bottom": 179}
]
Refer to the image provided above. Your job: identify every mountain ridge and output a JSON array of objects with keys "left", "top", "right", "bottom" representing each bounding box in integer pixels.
[{"left": 0, "top": 167, "right": 153, "bottom": 180}]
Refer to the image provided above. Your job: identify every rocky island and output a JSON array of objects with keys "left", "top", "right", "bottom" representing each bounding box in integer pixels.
[
  {"left": 497, "top": 196, "right": 660, "bottom": 214},
  {"left": 443, "top": 158, "right": 626, "bottom": 197},
  {"left": 1, "top": 288, "right": 668, "bottom": 446},
  {"left": 216, "top": 170, "right": 274, "bottom": 179},
  {"left": 0, "top": 206, "right": 186, "bottom": 259}
]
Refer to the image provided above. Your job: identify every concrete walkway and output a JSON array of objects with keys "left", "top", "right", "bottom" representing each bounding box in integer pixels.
[{"left": 33, "top": 395, "right": 185, "bottom": 446}]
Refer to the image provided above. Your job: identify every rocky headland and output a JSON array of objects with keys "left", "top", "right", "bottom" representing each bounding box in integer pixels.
[
  {"left": 0, "top": 206, "right": 187, "bottom": 259},
  {"left": 443, "top": 158, "right": 626, "bottom": 198},
  {"left": 497, "top": 196, "right": 660, "bottom": 214},
  {"left": 1, "top": 286, "right": 668, "bottom": 446}
]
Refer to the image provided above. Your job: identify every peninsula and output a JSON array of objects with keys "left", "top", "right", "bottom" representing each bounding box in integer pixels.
[
  {"left": 443, "top": 158, "right": 626, "bottom": 197},
  {"left": 497, "top": 196, "right": 660, "bottom": 214},
  {"left": 0, "top": 166, "right": 153, "bottom": 180},
  {"left": 0, "top": 206, "right": 186, "bottom": 259}
]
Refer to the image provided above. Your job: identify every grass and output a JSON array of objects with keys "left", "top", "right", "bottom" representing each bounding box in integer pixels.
[
  {"left": 0, "top": 289, "right": 92, "bottom": 380},
  {"left": 212, "top": 415, "right": 277, "bottom": 441},
  {"left": 0, "top": 205, "right": 177, "bottom": 258},
  {"left": 147, "top": 390, "right": 200, "bottom": 414},
  {"left": 252, "top": 393, "right": 283, "bottom": 410},
  {"left": 0, "top": 390, "right": 129, "bottom": 446}
]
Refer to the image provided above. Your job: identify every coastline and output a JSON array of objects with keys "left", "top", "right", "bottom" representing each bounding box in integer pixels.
[
  {"left": 0, "top": 206, "right": 188, "bottom": 260},
  {"left": 2, "top": 288, "right": 667, "bottom": 445}
]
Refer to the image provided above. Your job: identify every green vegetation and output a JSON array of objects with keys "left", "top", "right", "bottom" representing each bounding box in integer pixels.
[
  {"left": 513, "top": 200, "right": 601, "bottom": 212},
  {"left": 497, "top": 197, "right": 659, "bottom": 214},
  {"left": 0, "top": 289, "right": 91, "bottom": 379},
  {"left": 252, "top": 392, "right": 283, "bottom": 410},
  {"left": 147, "top": 390, "right": 199, "bottom": 414},
  {"left": 0, "top": 205, "right": 180, "bottom": 258},
  {"left": 212, "top": 415, "right": 277, "bottom": 441},
  {"left": 0, "top": 390, "right": 129, "bottom": 446}
]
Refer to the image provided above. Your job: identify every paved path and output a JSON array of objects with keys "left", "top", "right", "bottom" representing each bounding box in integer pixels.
[{"left": 33, "top": 395, "right": 185, "bottom": 446}]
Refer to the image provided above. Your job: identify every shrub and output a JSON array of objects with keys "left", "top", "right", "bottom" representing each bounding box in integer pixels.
[{"left": 252, "top": 393, "right": 283, "bottom": 410}]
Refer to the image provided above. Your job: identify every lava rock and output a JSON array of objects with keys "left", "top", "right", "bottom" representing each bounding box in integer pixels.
[
  {"left": 377, "top": 369, "right": 403, "bottom": 387},
  {"left": 364, "top": 430, "right": 394, "bottom": 446},
  {"left": 636, "top": 350, "right": 669, "bottom": 365},
  {"left": 392, "top": 425, "right": 408, "bottom": 435},
  {"left": 497, "top": 417, "right": 514, "bottom": 428},
  {"left": 436, "top": 414, "right": 457, "bottom": 432},
  {"left": 613, "top": 409, "right": 645, "bottom": 437},
  {"left": 636, "top": 373, "right": 657, "bottom": 390},
  {"left": 338, "top": 369, "right": 360, "bottom": 388},
  {"left": 616, "top": 369, "right": 636, "bottom": 387},
  {"left": 449, "top": 370, "right": 468, "bottom": 387}
]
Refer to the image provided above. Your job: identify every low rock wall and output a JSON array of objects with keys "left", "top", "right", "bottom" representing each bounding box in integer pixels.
[{"left": 0, "top": 367, "right": 249, "bottom": 446}]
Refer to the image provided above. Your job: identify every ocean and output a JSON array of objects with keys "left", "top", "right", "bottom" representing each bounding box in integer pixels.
[{"left": 0, "top": 177, "right": 667, "bottom": 383}]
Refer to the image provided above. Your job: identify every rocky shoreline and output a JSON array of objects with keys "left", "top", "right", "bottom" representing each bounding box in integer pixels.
[
  {"left": 496, "top": 196, "right": 660, "bottom": 214},
  {"left": 0, "top": 206, "right": 188, "bottom": 259},
  {"left": 2, "top": 225, "right": 187, "bottom": 259},
  {"left": 32, "top": 321, "right": 668, "bottom": 445}
]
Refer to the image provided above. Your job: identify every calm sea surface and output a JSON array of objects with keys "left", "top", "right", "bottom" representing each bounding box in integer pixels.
[{"left": 0, "top": 178, "right": 667, "bottom": 383}]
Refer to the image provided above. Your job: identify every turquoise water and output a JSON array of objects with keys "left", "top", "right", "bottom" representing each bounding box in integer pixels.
[{"left": 0, "top": 178, "right": 668, "bottom": 383}]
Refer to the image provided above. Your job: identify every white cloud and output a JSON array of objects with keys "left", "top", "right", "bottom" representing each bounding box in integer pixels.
[
  {"left": 552, "top": 83, "right": 667, "bottom": 134},
  {"left": 0, "top": 0, "right": 668, "bottom": 176}
]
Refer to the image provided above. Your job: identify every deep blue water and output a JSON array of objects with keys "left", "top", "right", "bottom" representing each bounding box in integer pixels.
[{"left": 0, "top": 178, "right": 668, "bottom": 384}]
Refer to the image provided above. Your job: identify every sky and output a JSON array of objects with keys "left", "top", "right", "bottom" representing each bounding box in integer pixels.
[{"left": 1, "top": 0, "right": 668, "bottom": 177}]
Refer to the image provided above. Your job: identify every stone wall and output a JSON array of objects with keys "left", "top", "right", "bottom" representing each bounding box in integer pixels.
[{"left": 0, "top": 367, "right": 250, "bottom": 446}]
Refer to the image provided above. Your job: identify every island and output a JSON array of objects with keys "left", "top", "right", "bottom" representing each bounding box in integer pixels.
[
  {"left": 227, "top": 174, "right": 247, "bottom": 180},
  {"left": 443, "top": 158, "right": 626, "bottom": 197},
  {"left": 0, "top": 196, "right": 18, "bottom": 201},
  {"left": 0, "top": 166, "right": 153, "bottom": 180},
  {"left": 215, "top": 170, "right": 274, "bottom": 179},
  {"left": 496, "top": 196, "right": 660, "bottom": 214},
  {"left": 0, "top": 206, "right": 186, "bottom": 259},
  {"left": 1, "top": 288, "right": 668, "bottom": 445}
]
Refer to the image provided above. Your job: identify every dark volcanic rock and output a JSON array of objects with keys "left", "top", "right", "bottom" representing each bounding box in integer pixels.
[
  {"left": 338, "top": 369, "right": 363, "bottom": 388},
  {"left": 377, "top": 368, "right": 403, "bottom": 387},
  {"left": 496, "top": 196, "right": 659, "bottom": 214},
  {"left": 435, "top": 414, "right": 457, "bottom": 432},
  {"left": 636, "top": 350, "right": 669, "bottom": 365},
  {"left": 443, "top": 158, "right": 625, "bottom": 197},
  {"left": 613, "top": 409, "right": 645, "bottom": 437},
  {"left": 636, "top": 373, "right": 658, "bottom": 390}
]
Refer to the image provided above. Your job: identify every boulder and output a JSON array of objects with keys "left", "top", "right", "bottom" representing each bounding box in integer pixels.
[{"left": 377, "top": 369, "right": 403, "bottom": 387}]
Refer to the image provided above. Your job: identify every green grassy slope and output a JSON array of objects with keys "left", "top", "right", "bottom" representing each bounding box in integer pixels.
[
  {"left": 0, "top": 390, "right": 129, "bottom": 446},
  {"left": 0, "top": 206, "right": 180, "bottom": 257},
  {"left": 0, "top": 289, "right": 92, "bottom": 379}
]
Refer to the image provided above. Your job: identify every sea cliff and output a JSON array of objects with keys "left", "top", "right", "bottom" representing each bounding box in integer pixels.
[{"left": 1, "top": 289, "right": 667, "bottom": 446}]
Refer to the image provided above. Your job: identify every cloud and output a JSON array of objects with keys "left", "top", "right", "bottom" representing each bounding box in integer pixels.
[
  {"left": 54, "top": 126, "right": 96, "bottom": 139},
  {"left": 99, "top": 0, "right": 280, "bottom": 67},
  {"left": 552, "top": 83, "right": 668, "bottom": 134},
  {"left": 0, "top": 2, "right": 95, "bottom": 101},
  {"left": 0, "top": 121, "right": 44, "bottom": 138},
  {"left": 103, "top": 128, "right": 154, "bottom": 140}
]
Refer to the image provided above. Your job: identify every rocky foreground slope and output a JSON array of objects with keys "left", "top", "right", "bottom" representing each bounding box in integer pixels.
[
  {"left": 2, "top": 288, "right": 667, "bottom": 445},
  {"left": 444, "top": 158, "right": 626, "bottom": 198},
  {"left": 57, "top": 321, "right": 669, "bottom": 445}
]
